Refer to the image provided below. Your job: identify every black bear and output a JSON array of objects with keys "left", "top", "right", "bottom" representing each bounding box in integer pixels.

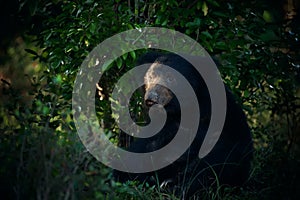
[{"left": 113, "top": 52, "right": 253, "bottom": 198}]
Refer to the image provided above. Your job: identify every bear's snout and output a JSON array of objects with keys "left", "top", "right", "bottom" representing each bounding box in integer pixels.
[{"left": 144, "top": 84, "right": 173, "bottom": 107}]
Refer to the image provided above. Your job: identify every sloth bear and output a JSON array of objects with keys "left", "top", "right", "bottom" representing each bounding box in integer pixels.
[{"left": 113, "top": 52, "right": 253, "bottom": 198}]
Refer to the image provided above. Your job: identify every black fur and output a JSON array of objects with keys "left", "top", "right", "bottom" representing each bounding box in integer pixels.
[{"left": 113, "top": 52, "right": 253, "bottom": 198}]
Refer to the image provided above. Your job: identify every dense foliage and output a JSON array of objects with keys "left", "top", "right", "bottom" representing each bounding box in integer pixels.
[{"left": 1, "top": 0, "right": 299, "bottom": 199}]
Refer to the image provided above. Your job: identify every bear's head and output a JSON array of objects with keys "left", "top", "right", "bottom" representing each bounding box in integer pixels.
[{"left": 142, "top": 53, "right": 211, "bottom": 117}]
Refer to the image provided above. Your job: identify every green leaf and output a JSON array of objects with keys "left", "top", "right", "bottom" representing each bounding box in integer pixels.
[
  {"left": 263, "top": 10, "right": 273, "bottom": 23},
  {"left": 116, "top": 57, "right": 123, "bottom": 69},
  {"left": 42, "top": 106, "right": 50, "bottom": 115},
  {"left": 243, "top": 90, "right": 250, "bottom": 98},
  {"left": 162, "top": 19, "right": 168, "bottom": 26},
  {"left": 202, "top": 1, "right": 208, "bottom": 16},
  {"left": 196, "top": 1, "right": 202, "bottom": 10},
  {"left": 122, "top": 53, "right": 128, "bottom": 60},
  {"left": 207, "top": 0, "right": 220, "bottom": 7},
  {"left": 130, "top": 51, "right": 136, "bottom": 60},
  {"left": 215, "top": 41, "right": 227, "bottom": 50},
  {"left": 90, "top": 22, "right": 97, "bottom": 33},
  {"left": 212, "top": 11, "right": 228, "bottom": 18},
  {"left": 54, "top": 74, "right": 62, "bottom": 84},
  {"left": 201, "top": 31, "right": 213, "bottom": 40}
]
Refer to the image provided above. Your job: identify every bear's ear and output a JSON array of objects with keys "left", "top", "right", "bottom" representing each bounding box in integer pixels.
[{"left": 136, "top": 51, "right": 164, "bottom": 65}]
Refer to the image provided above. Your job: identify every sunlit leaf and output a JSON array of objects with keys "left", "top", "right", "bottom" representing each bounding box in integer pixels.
[{"left": 202, "top": 1, "right": 208, "bottom": 16}]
